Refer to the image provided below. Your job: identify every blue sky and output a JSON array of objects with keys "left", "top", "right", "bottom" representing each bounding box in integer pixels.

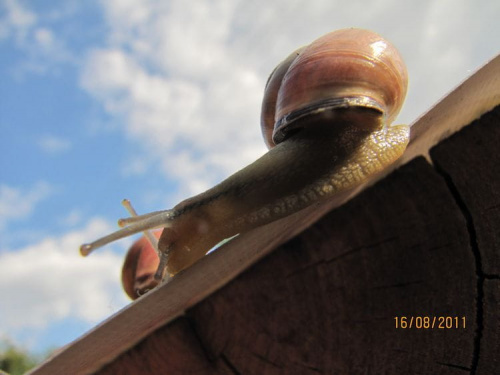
[{"left": 1, "top": 0, "right": 499, "bottom": 355}]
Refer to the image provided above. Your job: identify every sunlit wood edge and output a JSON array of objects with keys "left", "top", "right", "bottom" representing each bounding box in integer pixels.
[{"left": 29, "top": 53, "right": 500, "bottom": 375}]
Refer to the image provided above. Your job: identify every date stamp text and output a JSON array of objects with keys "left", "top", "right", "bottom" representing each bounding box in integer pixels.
[{"left": 394, "top": 316, "right": 466, "bottom": 329}]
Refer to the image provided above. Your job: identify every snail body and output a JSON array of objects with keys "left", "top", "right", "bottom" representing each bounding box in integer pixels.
[{"left": 81, "top": 28, "right": 410, "bottom": 281}]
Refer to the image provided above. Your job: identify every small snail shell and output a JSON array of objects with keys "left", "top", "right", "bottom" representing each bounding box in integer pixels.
[
  {"left": 261, "top": 28, "right": 408, "bottom": 148},
  {"left": 121, "top": 231, "right": 161, "bottom": 299},
  {"left": 81, "top": 28, "right": 410, "bottom": 282}
]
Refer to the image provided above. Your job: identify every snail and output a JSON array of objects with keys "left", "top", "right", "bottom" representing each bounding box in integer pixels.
[
  {"left": 81, "top": 28, "right": 410, "bottom": 284},
  {"left": 121, "top": 230, "right": 161, "bottom": 299}
]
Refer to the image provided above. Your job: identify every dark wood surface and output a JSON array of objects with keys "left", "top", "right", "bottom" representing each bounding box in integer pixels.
[
  {"left": 430, "top": 106, "right": 500, "bottom": 374},
  {"left": 98, "top": 106, "right": 499, "bottom": 374}
]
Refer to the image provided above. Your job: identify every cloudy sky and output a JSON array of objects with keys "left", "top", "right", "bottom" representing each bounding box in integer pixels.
[{"left": 1, "top": 0, "right": 499, "bottom": 355}]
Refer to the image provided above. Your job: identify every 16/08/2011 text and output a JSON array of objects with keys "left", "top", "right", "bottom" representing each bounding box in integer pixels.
[{"left": 394, "top": 316, "right": 466, "bottom": 329}]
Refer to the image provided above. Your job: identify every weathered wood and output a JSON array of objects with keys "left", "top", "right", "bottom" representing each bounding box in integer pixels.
[
  {"left": 430, "top": 107, "right": 500, "bottom": 374},
  {"left": 478, "top": 280, "right": 500, "bottom": 374},
  {"left": 97, "top": 105, "right": 499, "bottom": 374},
  {"left": 185, "top": 159, "right": 477, "bottom": 374},
  {"left": 97, "top": 318, "right": 226, "bottom": 375},
  {"left": 430, "top": 107, "right": 500, "bottom": 277},
  {"left": 29, "top": 55, "right": 500, "bottom": 375}
]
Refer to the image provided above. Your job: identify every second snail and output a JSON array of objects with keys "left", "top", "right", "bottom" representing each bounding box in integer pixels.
[{"left": 82, "top": 28, "right": 410, "bottom": 295}]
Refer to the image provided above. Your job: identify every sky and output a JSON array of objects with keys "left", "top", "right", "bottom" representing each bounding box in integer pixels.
[{"left": 0, "top": 0, "right": 499, "bottom": 355}]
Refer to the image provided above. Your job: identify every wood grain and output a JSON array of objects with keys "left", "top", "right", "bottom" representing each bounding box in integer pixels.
[
  {"left": 98, "top": 104, "right": 499, "bottom": 374},
  {"left": 29, "top": 55, "right": 500, "bottom": 375},
  {"left": 188, "top": 156, "right": 476, "bottom": 374}
]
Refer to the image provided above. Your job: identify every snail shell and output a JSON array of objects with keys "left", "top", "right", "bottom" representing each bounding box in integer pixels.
[
  {"left": 121, "top": 231, "right": 161, "bottom": 299},
  {"left": 261, "top": 28, "right": 408, "bottom": 148}
]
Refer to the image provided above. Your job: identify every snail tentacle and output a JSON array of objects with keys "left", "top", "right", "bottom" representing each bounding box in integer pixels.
[
  {"left": 80, "top": 209, "right": 174, "bottom": 256},
  {"left": 117, "top": 210, "right": 172, "bottom": 227},
  {"left": 121, "top": 199, "right": 160, "bottom": 252}
]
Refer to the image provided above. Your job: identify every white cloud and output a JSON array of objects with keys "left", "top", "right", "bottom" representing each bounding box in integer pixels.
[
  {"left": 0, "top": 0, "right": 75, "bottom": 76},
  {"left": 0, "top": 182, "right": 53, "bottom": 230},
  {"left": 0, "top": 0, "right": 37, "bottom": 42},
  {"left": 0, "top": 218, "right": 129, "bottom": 339},
  {"left": 33, "top": 27, "right": 54, "bottom": 47},
  {"left": 58, "top": 209, "right": 83, "bottom": 227},
  {"left": 38, "top": 135, "right": 72, "bottom": 155},
  {"left": 78, "top": 0, "right": 500, "bottom": 208},
  {"left": 80, "top": 0, "right": 270, "bottom": 202}
]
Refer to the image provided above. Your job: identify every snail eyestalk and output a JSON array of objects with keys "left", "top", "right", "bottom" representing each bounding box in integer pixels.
[
  {"left": 118, "top": 210, "right": 169, "bottom": 227},
  {"left": 121, "top": 199, "right": 159, "bottom": 252},
  {"left": 79, "top": 209, "right": 174, "bottom": 257},
  {"left": 121, "top": 199, "right": 171, "bottom": 282}
]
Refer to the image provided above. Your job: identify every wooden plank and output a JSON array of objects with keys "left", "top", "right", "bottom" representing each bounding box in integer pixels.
[
  {"left": 29, "top": 55, "right": 500, "bottom": 375},
  {"left": 183, "top": 104, "right": 500, "bottom": 374},
  {"left": 404, "top": 54, "right": 500, "bottom": 162},
  {"left": 98, "top": 104, "right": 500, "bottom": 374},
  {"left": 430, "top": 107, "right": 500, "bottom": 276},
  {"left": 187, "top": 157, "right": 476, "bottom": 374},
  {"left": 97, "top": 318, "right": 229, "bottom": 375},
  {"left": 430, "top": 107, "right": 500, "bottom": 375},
  {"left": 477, "top": 280, "right": 500, "bottom": 375}
]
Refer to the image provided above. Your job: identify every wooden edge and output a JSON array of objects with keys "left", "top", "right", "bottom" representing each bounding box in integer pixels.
[
  {"left": 404, "top": 54, "right": 500, "bottom": 163},
  {"left": 29, "top": 53, "right": 500, "bottom": 375}
]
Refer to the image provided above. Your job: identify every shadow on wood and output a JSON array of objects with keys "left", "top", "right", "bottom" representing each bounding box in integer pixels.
[{"left": 97, "top": 106, "right": 499, "bottom": 374}]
